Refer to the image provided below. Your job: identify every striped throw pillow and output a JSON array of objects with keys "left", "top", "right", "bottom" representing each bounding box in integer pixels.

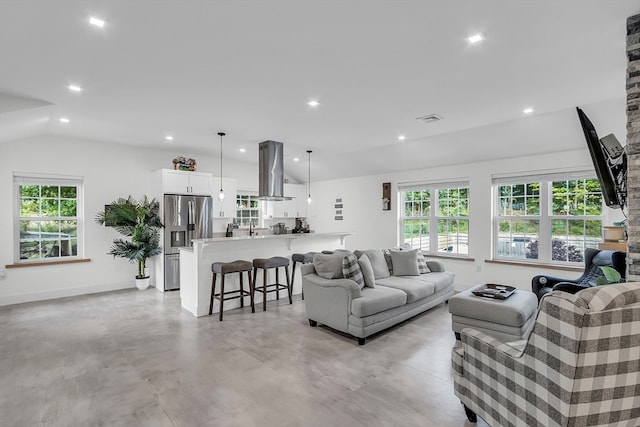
[
  {"left": 383, "top": 249, "right": 394, "bottom": 275},
  {"left": 342, "top": 254, "right": 365, "bottom": 289},
  {"left": 417, "top": 250, "right": 431, "bottom": 274}
]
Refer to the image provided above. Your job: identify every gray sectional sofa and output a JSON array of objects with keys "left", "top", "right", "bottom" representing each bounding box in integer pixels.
[{"left": 301, "top": 248, "right": 455, "bottom": 344}]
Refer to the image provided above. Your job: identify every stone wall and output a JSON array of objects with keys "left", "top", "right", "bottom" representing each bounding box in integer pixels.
[{"left": 627, "top": 14, "right": 640, "bottom": 280}]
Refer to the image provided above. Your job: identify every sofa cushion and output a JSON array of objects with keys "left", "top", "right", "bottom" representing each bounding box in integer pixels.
[
  {"left": 342, "top": 254, "right": 365, "bottom": 289},
  {"left": 375, "top": 276, "right": 435, "bottom": 303},
  {"left": 417, "top": 250, "right": 431, "bottom": 274},
  {"left": 351, "top": 286, "right": 407, "bottom": 317},
  {"left": 354, "top": 249, "right": 390, "bottom": 279},
  {"left": 411, "top": 271, "right": 456, "bottom": 293},
  {"left": 390, "top": 249, "right": 420, "bottom": 276},
  {"left": 358, "top": 254, "right": 376, "bottom": 288},
  {"left": 313, "top": 253, "right": 344, "bottom": 279}
]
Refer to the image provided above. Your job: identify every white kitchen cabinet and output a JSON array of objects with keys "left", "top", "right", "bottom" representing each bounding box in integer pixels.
[
  {"left": 295, "top": 184, "right": 308, "bottom": 218},
  {"left": 271, "top": 183, "right": 295, "bottom": 218},
  {"left": 158, "top": 169, "right": 212, "bottom": 195},
  {"left": 270, "top": 201, "right": 290, "bottom": 219},
  {"left": 212, "top": 176, "right": 237, "bottom": 218},
  {"left": 266, "top": 183, "right": 307, "bottom": 218}
]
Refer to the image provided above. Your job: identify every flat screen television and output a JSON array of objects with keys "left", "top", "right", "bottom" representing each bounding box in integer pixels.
[{"left": 576, "top": 107, "right": 627, "bottom": 210}]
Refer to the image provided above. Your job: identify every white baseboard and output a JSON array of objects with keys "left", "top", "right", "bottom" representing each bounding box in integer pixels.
[{"left": 0, "top": 282, "right": 133, "bottom": 307}]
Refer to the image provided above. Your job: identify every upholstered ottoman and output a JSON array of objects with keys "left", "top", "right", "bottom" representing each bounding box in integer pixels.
[{"left": 448, "top": 285, "right": 538, "bottom": 342}]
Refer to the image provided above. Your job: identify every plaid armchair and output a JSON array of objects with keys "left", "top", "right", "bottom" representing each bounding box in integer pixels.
[{"left": 452, "top": 283, "right": 640, "bottom": 426}]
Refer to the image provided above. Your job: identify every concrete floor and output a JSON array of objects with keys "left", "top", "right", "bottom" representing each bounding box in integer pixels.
[{"left": 0, "top": 289, "right": 488, "bottom": 427}]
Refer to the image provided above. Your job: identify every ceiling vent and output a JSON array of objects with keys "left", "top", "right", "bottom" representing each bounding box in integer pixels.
[{"left": 416, "top": 114, "right": 443, "bottom": 124}]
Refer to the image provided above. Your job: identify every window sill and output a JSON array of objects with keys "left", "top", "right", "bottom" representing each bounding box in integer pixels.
[
  {"left": 424, "top": 253, "right": 475, "bottom": 262},
  {"left": 484, "top": 259, "right": 582, "bottom": 272},
  {"left": 6, "top": 258, "right": 91, "bottom": 268}
]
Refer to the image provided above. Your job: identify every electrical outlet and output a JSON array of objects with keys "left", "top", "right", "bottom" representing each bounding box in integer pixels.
[
  {"left": 0, "top": 269, "right": 6, "bottom": 279},
  {"left": 476, "top": 265, "right": 482, "bottom": 273}
]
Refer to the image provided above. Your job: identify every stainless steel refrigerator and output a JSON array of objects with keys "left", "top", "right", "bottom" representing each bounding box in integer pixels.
[{"left": 163, "top": 194, "right": 213, "bottom": 291}]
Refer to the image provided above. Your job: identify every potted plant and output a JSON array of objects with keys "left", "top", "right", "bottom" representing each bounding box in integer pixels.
[
  {"left": 95, "top": 196, "right": 163, "bottom": 290},
  {"left": 596, "top": 266, "right": 624, "bottom": 286}
]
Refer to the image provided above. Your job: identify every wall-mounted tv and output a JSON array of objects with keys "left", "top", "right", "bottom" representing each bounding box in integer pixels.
[{"left": 576, "top": 107, "right": 627, "bottom": 210}]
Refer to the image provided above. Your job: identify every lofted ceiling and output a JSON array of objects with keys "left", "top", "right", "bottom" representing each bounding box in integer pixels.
[{"left": 0, "top": 1, "right": 639, "bottom": 182}]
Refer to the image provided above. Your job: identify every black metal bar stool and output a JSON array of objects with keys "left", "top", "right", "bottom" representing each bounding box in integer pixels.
[
  {"left": 291, "top": 252, "right": 318, "bottom": 300},
  {"left": 210, "top": 260, "right": 255, "bottom": 321},
  {"left": 252, "top": 256, "right": 292, "bottom": 310}
]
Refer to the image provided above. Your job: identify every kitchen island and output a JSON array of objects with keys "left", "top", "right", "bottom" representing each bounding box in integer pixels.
[{"left": 179, "top": 232, "right": 353, "bottom": 317}]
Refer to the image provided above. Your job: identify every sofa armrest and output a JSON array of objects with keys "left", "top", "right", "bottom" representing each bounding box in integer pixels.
[
  {"left": 532, "top": 274, "right": 578, "bottom": 298},
  {"left": 552, "top": 281, "right": 590, "bottom": 295},
  {"left": 460, "top": 328, "right": 526, "bottom": 359},
  {"left": 302, "top": 270, "right": 361, "bottom": 334},
  {"left": 302, "top": 272, "right": 362, "bottom": 300},
  {"left": 426, "top": 260, "right": 446, "bottom": 272}
]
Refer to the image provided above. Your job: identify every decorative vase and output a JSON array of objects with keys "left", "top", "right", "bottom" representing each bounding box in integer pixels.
[{"left": 135, "top": 276, "right": 151, "bottom": 290}]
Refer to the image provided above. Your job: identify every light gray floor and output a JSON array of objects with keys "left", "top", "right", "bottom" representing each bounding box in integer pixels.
[{"left": 0, "top": 289, "right": 489, "bottom": 427}]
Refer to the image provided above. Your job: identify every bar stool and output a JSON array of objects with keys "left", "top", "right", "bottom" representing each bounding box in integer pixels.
[
  {"left": 210, "top": 260, "right": 255, "bottom": 321},
  {"left": 252, "top": 256, "right": 292, "bottom": 310},
  {"left": 291, "top": 252, "right": 318, "bottom": 300}
]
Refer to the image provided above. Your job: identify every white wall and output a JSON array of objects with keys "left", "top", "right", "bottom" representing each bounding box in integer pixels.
[
  {"left": 0, "top": 116, "right": 626, "bottom": 305},
  {"left": 306, "top": 149, "right": 624, "bottom": 291},
  {"left": 0, "top": 135, "right": 257, "bottom": 305}
]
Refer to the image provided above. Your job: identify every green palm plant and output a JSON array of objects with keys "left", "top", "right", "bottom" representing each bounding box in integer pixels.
[{"left": 96, "top": 196, "right": 163, "bottom": 279}]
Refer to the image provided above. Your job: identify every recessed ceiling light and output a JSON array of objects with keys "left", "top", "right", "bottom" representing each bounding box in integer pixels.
[
  {"left": 293, "top": 157, "right": 299, "bottom": 162},
  {"left": 165, "top": 135, "right": 174, "bottom": 141},
  {"left": 89, "top": 16, "right": 105, "bottom": 28},
  {"left": 397, "top": 135, "right": 406, "bottom": 141},
  {"left": 59, "top": 117, "right": 70, "bottom": 123},
  {"left": 466, "top": 33, "right": 485, "bottom": 44},
  {"left": 523, "top": 107, "right": 534, "bottom": 114},
  {"left": 307, "top": 100, "right": 320, "bottom": 108},
  {"left": 67, "top": 84, "right": 83, "bottom": 93},
  {"left": 239, "top": 148, "right": 246, "bottom": 153}
]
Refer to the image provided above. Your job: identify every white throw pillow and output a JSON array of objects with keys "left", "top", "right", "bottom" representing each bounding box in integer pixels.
[
  {"left": 313, "top": 254, "right": 345, "bottom": 279},
  {"left": 358, "top": 254, "right": 376, "bottom": 288},
  {"left": 354, "top": 249, "right": 390, "bottom": 279},
  {"left": 390, "top": 249, "right": 420, "bottom": 276}
]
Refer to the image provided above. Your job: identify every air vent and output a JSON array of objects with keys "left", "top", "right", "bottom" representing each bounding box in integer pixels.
[{"left": 416, "top": 114, "right": 443, "bottom": 124}]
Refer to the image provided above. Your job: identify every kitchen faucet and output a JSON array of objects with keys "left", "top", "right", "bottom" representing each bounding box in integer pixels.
[{"left": 249, "top": 221, "right": 254, "bottom": 236}]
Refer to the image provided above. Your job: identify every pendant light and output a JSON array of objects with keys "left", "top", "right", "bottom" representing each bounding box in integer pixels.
[
  {"left": 218, "top": 132, "right": 225, "bottom": 201},
  {"left": 306, "top": 150, "right": 313, "bottom": 205}
]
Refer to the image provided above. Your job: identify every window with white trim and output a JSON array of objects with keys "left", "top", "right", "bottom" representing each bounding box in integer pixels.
[
  {"left": 14, "top": 173, "right": 83, "bottom": 262},
  {"left": 235, "top": 193, "right": 261, "bottom": 227},
  {"left": 399, "top": 181, "right": 470, "bottom": 255},
  {"left": 494, "top": 171, "right": 603, "bottom": 264}
]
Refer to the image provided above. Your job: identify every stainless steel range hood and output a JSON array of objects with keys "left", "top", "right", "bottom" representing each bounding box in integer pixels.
[{"left": 258, "top": 140, "right": 290, "bottom": 200}]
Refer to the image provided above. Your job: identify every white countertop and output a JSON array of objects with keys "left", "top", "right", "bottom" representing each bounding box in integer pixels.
[{"left": 192, "top": 231, "right": 353, "bottom": 244}]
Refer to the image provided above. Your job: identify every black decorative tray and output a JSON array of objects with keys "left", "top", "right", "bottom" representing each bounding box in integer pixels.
[{"left": 472, "top": 284, "right": 517, "bottom": 300}]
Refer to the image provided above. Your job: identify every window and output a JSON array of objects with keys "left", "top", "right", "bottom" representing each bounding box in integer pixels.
[
  {"left": 235, "top": 193, "right": 260, "bottom": 227},
  {"left": 400, "top": 181, "right": 469, "bottom": 255},
  {"left": 14, "top": 173, "right": 83, "bottom": 262},
  {"left": 494, "top": 172, "right": 603, "bottom": 264}
]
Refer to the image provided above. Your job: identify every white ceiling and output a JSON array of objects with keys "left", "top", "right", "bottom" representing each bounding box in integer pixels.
[{"left": 1, "top": 1, "right": 639, "bottom": 182}]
